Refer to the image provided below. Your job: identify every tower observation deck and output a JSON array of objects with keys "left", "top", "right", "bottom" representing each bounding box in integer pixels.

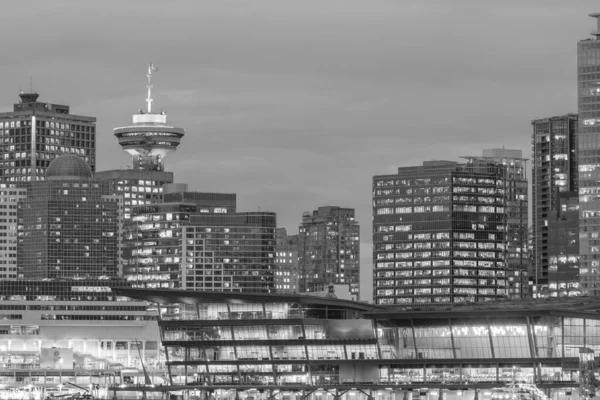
[{"left": 114, "top": 63, "right": 185, "bottom": 172}]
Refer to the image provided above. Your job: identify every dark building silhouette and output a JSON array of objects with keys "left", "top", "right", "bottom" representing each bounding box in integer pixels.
[
  {"left": 531, "top": 114, "right": 578, "bottom": 294},
  {"left": 0, "top": 92, "right": 96, "bottom": 183},
  {"left": 547, "top": 191, "right": 580, "bottom": 297},
  {"left": 298, "top": 206, "right": 360, "bottom": 298},
  {"left": 17, "top": 155, "right": 119, "bottom": 279}
]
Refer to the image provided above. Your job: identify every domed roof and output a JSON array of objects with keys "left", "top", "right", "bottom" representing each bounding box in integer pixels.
[{"left": 46, "top": 154, "right": 93, "bottom": 180}]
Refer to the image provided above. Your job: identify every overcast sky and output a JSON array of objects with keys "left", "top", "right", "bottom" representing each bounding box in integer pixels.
[{"left": 0, "top": 1, "right": 597, "bottom": 301}]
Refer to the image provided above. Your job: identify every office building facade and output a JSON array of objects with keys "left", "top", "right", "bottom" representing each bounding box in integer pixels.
[
  {"left": 531, "top": 114, "right": 578, "bottom": 293},
  {"left": 181, "top": 212, "right": 277, "bottom": 292},
  {"left": 275, "top": 228, "right": 299, "bottom": 294},
  {"left": 578, "top": 14, "right": 600, "bottom": 295},
  {"left": 17, "top": 155, "right": 119, "bottom": 279},
  {"left": 298, "top": 207, "right": 360, "bottom": 298},
  {"left": 0, "top": 184, "right": 27, "bottom": 280},
  {"left": 373, "top": 160, "right": 517, "bottom": 307},
  {"left": 0, "top": 92, "right": 96, "bottom": 183},
  {"left": 547, "top": 191, "right": 581, "bottom": 297}
]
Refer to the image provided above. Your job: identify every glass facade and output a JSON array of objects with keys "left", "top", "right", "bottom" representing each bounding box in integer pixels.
[
  {"left": 373, "top": 160, "right": 521, "bottom": 307},
  {"left": 531, "top": 115, "right": 578, "bottom": 293},
  {"left": 298, "top": 207, "right": 360, "bottom": 297},
  {"left": 578, "top": 14, "right": 600, "bottom": 295},
  {"left": 17, "top": 165, "right": 119, "bottom": 279},
  {"left": 112, "top": 288, "right": 600, "bottom": 400},
  {"left": 0, "top": 92, "right": 96, "bottom": 183}
]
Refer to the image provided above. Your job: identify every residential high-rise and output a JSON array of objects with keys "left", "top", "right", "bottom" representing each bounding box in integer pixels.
[
  {"left": 17, "top": 155, "right": 119, "bottom": 279},
  {"left": 275, "top": 228, "right": 299, "bottom": 294},
  {"left": 298, "top": 206, "right": 360, "bottom": 298},
  {"left": 548, "top": 191, "right": 580, "bottom": 297},
  {"left": 531, "top": 114, "right": 578, "bottom": 293},
  {"left": 578, "top": 14, "right": 600, "bottom": 295},
  {"left": 0, "top": 184, "right": 27, "bottom": 280},
  {"left": 373, "top": 160, "right": 517, "bottom": 307},
  {"left": 0, "top": 91, "right": 96, "bottom": 183}
]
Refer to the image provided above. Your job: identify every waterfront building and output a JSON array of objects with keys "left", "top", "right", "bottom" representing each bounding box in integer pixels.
[
  {"left": 578, "top": 14, "right": 600, "bottom": 295},
  {"left": 17, "top": 155, "right": 119, "bottom": 279},
  {"left": 0, "top": 184, "right": 27, "bottom": 280},
  {"left": 0, "top": 278, "right": 164, "bottom": 397},
  {"left": 112, "top": 287, "right": 600, "bottom": 400},
  {"left": 547, "top": 191, "right": 580, "bottom": 297},
  {"left": 372, "top": 159, "right": 519, "bottom": 307},
  {"left": 531, "top": 114, "right": 578, "bottom": 294},
  {"left": 0, "top": 91, "right": 96, "bottom": 183},
  {"left": 275, "top": 228, "right": 299, "bottom": 294},
  {"left": 298, "top": 207, "right": 360, "bottom": 298}
]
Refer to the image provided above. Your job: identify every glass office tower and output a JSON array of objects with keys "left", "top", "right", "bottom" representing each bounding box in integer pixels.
[
  {"left": 578, "top": 13, "right": 600, "bottom": 295},
  {"left": 17, "top": 155, "right": 118, "bottom": 279},
  {"left": 372, "top": 160, "right": 516, "bottom": 307}
]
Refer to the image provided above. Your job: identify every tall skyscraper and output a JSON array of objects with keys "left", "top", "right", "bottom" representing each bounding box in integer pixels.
[
  {"left": 274, "top": 228, "right": 299, "bottom": 294},
  {"left": 17, "top": 155, "right": 119, "bottom": 279},
  {"left": 372, "top": 160, "right": 518, "bottom": 307},
  {"left": 0, "top": 92, "right": 96, "bottom": 183},
  {"left": 531, "top": 115, "right": 578, "bottom": 294},
  {"left": 578, "top": 14, "right": 600, "bottom": 295},
  {"left": 298, "top": 206, "right": 360, "bottom": 298}
]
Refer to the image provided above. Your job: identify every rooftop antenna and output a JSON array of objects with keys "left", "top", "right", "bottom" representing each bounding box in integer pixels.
[
  {"left": 30, "top": 76, "right": 33, "bottom": 93},
  {"left": 146, "top": 62, "right": 158, "bottom": 113}
]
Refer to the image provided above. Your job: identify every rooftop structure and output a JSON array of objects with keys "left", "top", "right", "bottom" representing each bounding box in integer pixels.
[
  {"left": 114, "top": 64, "right": 185, "bottom": 172},
  {"left": 110, "top": 287, "right": 600, "bottom": 400}
]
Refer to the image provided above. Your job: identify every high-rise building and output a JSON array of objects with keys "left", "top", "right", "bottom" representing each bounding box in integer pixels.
[
  {"left": 0, "top": 184, "right": 27, "bottom": 280},
  {"left": 372, "top": 160, "right": 517, "bottom": 307},
  {"left": 114, "top": 64, "right": 184, "bottom": 172},
  {"left": 578, "top": 14, "right": 600, "bottom": 295},
  {"left": 274, "top": 228, "right": 299, "bottom": 294},
  {"left": 0, "top": 92, "right": 96, "bottom": 183},
  {"left": 17, "top": 155, "right": 119, "bottom": 279},
  {"left": 122, "top": 184, "right": 273, "bottom": 292},
  {"left": 548, "top": 191, "right": 580, "bottom": 297},
  {"left": 181, "top": 212, "right": 277, "bottom": 292},
  {"left": 298, "top": 206, "right": 360, "bottom": 298},
  {"left": 472, "top": 149, "right": 529, "bottom": 299},
  {"left": 531, "top": 114, "right": 578, "bottom": 292}
]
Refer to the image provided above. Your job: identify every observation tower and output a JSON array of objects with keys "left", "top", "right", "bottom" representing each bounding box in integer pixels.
[{"left": 114, "top": 63, "right": 185, "bottom": 171}]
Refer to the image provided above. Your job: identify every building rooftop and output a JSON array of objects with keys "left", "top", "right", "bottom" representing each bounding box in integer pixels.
[
  {"left": 365, "top": 296, "right": 600, "bottom": 320},
  {"left": 111, "top": 288, "right": 382, "bottom": 312},
  {"left": 46, "top": 154, "right": 93, "bottom": 180}
]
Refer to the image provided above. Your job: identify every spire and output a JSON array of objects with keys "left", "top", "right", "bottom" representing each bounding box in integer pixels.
[{"left": 146, "top": 62, "right": 158, "bottom": 113}]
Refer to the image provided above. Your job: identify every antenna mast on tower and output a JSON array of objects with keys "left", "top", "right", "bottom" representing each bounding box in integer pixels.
[{"left": 146, "top": 62, "right": 158, "bottom": 113}]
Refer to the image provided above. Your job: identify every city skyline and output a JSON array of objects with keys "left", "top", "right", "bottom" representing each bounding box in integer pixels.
[{"left": 0, "top": 1, "right": 598, "bottom": 300}]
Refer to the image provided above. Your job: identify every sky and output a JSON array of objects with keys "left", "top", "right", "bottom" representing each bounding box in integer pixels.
[{"left": 0, "top": 0, "right": 597, "bottom": 301}]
